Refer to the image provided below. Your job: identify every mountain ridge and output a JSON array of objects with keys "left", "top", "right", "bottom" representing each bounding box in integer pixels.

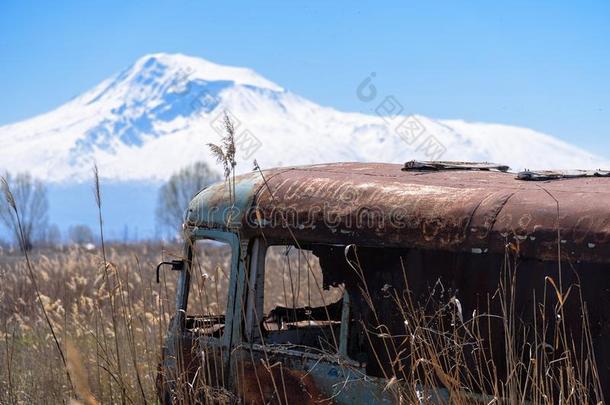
[{"left": 0, "top": 52, "right": 607, "bottom": 184}]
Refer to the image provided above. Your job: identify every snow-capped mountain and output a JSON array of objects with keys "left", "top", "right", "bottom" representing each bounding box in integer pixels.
[{"left": 0, "top": 52, "right": 607, "bottom": 184}]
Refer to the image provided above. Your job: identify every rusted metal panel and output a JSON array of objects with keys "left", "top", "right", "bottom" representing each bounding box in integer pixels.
[
  {"left": 234, "top": 353, "right": 330, "bottom": 404},
  {"left": 234, "top": 344, "right": 396, "bottom": 404},
  {"left": 185, "top": 162, "right": 610, "bottom": 263}
]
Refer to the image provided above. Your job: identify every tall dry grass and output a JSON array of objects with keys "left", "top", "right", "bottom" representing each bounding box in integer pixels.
[
  {"left": 0, "top": 242, "right": 605, "bottom": 404},
  {"left": 1, "top": 244, "right": 175, "bottom": 403},
  {"left": 0, "top": 242, "right": 340, "bottom": 404}
]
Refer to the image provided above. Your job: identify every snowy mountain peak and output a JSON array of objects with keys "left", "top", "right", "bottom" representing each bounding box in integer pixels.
[
  {"left": 147, "top": 53, "right": 283, "bottom": 91},
  {"left": 80, "top": 53, "right": 283, "bottom": 106},
  {"left": 67, "top": 53, "right": 283, "bottom": 131},
  {"left": 21, "top": 53, "right": 285, "bottom": 175},
  {"left": 0, "top": 53, "right": 607, "bottom": 183}
]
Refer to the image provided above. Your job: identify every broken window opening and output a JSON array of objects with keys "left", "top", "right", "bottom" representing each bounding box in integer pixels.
[
  {"left": 186, "top": 239, "right": 232, "bottom": 338},
  {"left": 256, "top": 244, "right": 345, "bottom": 354}
]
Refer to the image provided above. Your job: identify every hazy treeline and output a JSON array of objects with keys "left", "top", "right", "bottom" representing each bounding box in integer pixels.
[{"left": 0, "top": 161, "right": 219, "bottom": 250}]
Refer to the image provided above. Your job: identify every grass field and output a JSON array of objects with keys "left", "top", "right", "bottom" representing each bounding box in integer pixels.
[
  {"left": 1, "top": 240, "right": 605, "bottom": 404},
  {"left": 0, "top": 242, "right": 344, "bottom": 404},
  {"left": 1, "top": 244, "right": 174, "bottom": 403}
]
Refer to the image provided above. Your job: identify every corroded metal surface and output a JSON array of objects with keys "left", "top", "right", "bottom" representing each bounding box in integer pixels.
[
  {"left": 235, "top": 344, "right": 395, "bottom": 404},
  {"left": 187, "top": 162, "right": 610, "bottom": 263}
]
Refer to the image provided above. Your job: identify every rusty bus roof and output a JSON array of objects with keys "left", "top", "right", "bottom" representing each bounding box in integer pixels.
[{"left": 186, "top": 162, "right": 610, "bottom": 264}]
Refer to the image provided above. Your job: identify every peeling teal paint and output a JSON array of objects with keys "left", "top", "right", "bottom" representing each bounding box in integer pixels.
[{"left": 185, "top": 171, "right": 263, "bottom": 231}]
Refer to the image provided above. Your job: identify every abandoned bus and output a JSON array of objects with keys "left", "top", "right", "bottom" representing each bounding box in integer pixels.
[{"left": 156, "top": 161, "right": 610, "bottom": 404}]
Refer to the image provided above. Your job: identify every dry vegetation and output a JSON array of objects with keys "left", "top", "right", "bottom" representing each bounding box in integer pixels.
[
  {"left": 1, "top": 244, "right": 178, "bottom": 404},
  {"left": 0, "top": 242, "right": 604, "bottom": 404},
  {"left": 0, "top": 243, "right": 342, "bottom": 404}
]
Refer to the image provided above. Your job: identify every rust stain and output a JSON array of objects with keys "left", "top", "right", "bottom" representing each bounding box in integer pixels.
[
  {"left": 236, "top": 361, "right": 331, "bottom": 405},
  {"left": 213, "top": 163, "right": 610, "bottom": 264}
]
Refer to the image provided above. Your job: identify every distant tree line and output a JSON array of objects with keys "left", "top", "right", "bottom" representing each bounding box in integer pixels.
[
  {"left": 0, "top": 171, "right": 98, "bottom": 250},
  {"left": 0, "top": 161, "right": 219, "bottom": 249}
]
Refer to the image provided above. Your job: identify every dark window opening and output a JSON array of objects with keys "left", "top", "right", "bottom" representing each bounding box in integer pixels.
[
  {"left": 258, "top": 245, "right": 344, "bottom": 353},
  {"left": 186, "top": 239, "right": 232, "bottom": 338}
]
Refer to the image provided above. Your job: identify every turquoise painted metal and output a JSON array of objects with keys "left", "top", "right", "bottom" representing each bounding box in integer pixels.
[{"left": 185, "top": 171, "right": 264, "bottom": 230}]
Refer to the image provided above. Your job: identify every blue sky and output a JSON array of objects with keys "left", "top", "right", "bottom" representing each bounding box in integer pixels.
[{"left": 1, "top": 0, "right": 609, "bottom": 157}]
